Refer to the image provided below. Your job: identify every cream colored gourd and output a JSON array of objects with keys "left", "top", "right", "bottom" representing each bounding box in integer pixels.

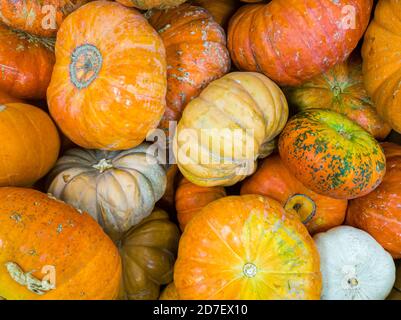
[
  {"left": 314, "top": 226, "right": 395, "bottom": 300},
  {"left": 47, "top": 143, "right": 166, "bottom": 239},
  {"left": 173, "top": 72, "right": 288, "bottom": 187}
]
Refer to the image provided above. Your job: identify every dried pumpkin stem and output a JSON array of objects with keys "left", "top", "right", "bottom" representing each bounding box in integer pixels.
[{"left": 10, "top": 28, "right": 56, "bottom": 52}]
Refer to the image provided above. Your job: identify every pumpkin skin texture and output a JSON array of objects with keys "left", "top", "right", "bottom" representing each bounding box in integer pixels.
[
  {"left": 175, "top": 177, "right": 226, "bottom": 231},
  {"left": 278, "top": 109, "right": 386, "bottom": 200},
  {"left": 362, "top": 0, "right": 401, "bottom": 134},
  {"left": 159, "top": 282, "right": 180, "bottom": 300},
  {"left": 0, "top": 23, "right": 55, "bottom": 100},
  {"left": 174, "top": 72, "right": 289, "bottom": 187},
  {"left": 0, "top": 188, "right": 122, "bottom": 300},
  {"left": 314, "top": 226, "right": 395, "bottom": 300},
  {"left": 47, "top": 1, "right": 167, "bottom": 150},
  {"left": 0, "top": 103, "right": 60, "bottom": 187},
  {"left": 47, "top": 144, "right": 167, "bottom": 241},
  {"left": 0, "top": 1, "right": 91, "bottom": 37},
  {"left": 192, "top": 0, "right": 240, "bottom": 27},
  {"left": 346, "top": 143, "right": 401, "bottom": 258},
  {"left": 174, "top": 195, "right": 322, "bottom": 300},
  {"left": 119, "top": 209, "right": 180, "bottom": 300},
  {"left": 285, "top": 58, "right": 391, "bottom": 140},
  {"left": 0, "top": 90, "right": 22, "bottom": 104},
  {"left": 241, "top": 155, "right": 347, "bottom": 235},
  {"left": 148, "top": 4, "right": 230, "bottom": 136},
  {"left": 228, "top": 0, "right": 373, "bottom": 86},
  {"left": 117, "top": 0, "right": 187, "bottom": 9}
]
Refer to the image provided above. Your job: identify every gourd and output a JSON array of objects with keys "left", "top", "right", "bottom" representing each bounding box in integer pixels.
[
  {"left": 0, "top": 91, "right": 22, "bottom": 104},
  {"left": 192, "top": 0, "right": 240, "bottom": 27},
  {"left": 159, "top": 283, "right": 180, "bottom": 300},
  {"left": 116, "top": 0, "right": 187, "bottom": 10},
  {"left": 314, "top": 226, "right": 396, "bottom": 300}
]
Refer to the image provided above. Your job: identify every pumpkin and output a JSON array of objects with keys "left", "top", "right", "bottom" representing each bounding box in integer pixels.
[
  {"left": 0, "top": 1, "right": 91, "bottom": 37},
  {"left": 0, "top": 188, "right": 121, "bottom": 300},
  {"left": 0, "top": 90, "right": 22, "bottom": 104},
  {"left": 362, "top": 0, "right": 401, "bottom": 134},
  {"left": 47, "top": 1, "right": 167, "bottom": 150},
  {"left": 192, "top": 0, "right": 240, "bottom": 27},
  {"left": 387, "top": 263, "right": 401, "bottom": 300},
  {"left": 285, "top": 57, "right": 391, "bottom": 140},
  {"left": 159, "top": 282, "right": 180, "bottom": 300},
  {"left": 148, "top": 3, "right": 230, "bottom": 137},
  {"left": 278, "top": 109, "right": 386, "bottom": 200},
  {"left": 119, "top": 208, "right": 180, "bottom": 300},
  {"left": 47, "top": 143, "right": 167, "bottom": 241},
  {"left": 157, "top": 165, "right": 179, "bottom": 213},
  {"left": 173, "top": 72, "right": 289, "bottom": 187},
  {"left": 0, "top": 23, "right": 55, "bottom": 100},
  {"left": 241, "top": 155, "right": 347, "bottom": 234},
  {"left": 314, "top": 226, "right": 396, "bottom": 300},
  {"left": 228, "top": 0, "right": 373, "bottom": 86},
  {"left": 174, "top": 195, "right": 322, "bottom": 300},
  {"left": 116, "top": 0, "right": 187, "bottom": 9},
  {"left": 175, "top": 177, "right": 226, "bottom": 231},
  {"left": 0, "top": 103, "right": 59, "bottom": 187},
  {"left": 346, "top": 143, "right": 401, "bottom": 258}
]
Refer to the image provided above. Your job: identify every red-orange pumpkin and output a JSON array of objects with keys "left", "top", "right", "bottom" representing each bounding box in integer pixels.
[{"left": 0, "top": 90, "right": 22, "bottom": 104}]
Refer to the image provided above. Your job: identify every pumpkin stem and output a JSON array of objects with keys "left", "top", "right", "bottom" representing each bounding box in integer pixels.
[
  {"left": 243, "top": 263, "right": 257, "bottom": 278},
  {"left": 93, "top": 159, "right": 113, "bottom": 173},
  {"left": 10, "top": 28, "right": 56, "bottom": 52}
]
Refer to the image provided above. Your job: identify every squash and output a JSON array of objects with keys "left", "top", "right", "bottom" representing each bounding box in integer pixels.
[
  {"left": 47, "top": 1, "right": 167, "bottom": 150},
  {"left": 116, "top": 0, "right": 187, "bottom": 9},
  {"left": 47, "top": 143, "right": 167, "bottom": 241},
  {"left": 175, "top": 177, "right": 226, "bottom": 231},
  {"left": 0, "top": 1, "right": 91, "bottom": 37},
  {"left": 387, "top": 263, "right": 401, "bottom": 300},
  {"left": 0, "top": 91, "right": 22, "bottom": 104},
  {"left": 148, "top": 3, "right": 230, "bottom": 137},
  {"left": 241, "top": 155, "right": 347, "bottom": 234},
  {"left": 0, "top": 103, "right": 59, "bottom": 187},
  {"left": 157, "top": 165, "right": 179, "bottom": 214},
  {"left": 174, "top": 195, "right": 322, "bottom": 300},
  {"left": 285, "top": 57, "right": 391, "bottom": 140},
  {"left": 278, "top": 109, "right": 386, "bottom": 200},
  {"left": 228, "top": 0, "right": 373, "bottom": 86},
  {"left": 119, "top": 208, "right": 180, "bottom": 300},
  {"left": 346, "top": 143, "right": 401, "bottom": 258},
  {"left": 192, "top": 0, "right": 240, "bottom": 27},
  {"left": 159, "top": 282, "right": 180, "bottom": 300},
  {"left": 314, "top": 226, "right": 395, "bottom": 300},
  {"left": 0, "top": 188, "right": 121, "bottom": 300},
  {"left": 0, "top": 23, "right": 55, "bottom": 100},
  {"left": 174, "top": 72, "right": 289, "bottom": 187},
  {"left": 362, "top": 0, "right": 401, "bottom": 134}
]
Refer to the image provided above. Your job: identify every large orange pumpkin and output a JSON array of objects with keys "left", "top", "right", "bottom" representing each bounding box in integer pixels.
[
  {"left": 241, "top": 155, "right": 347, "bottom": 234},
  {"left": 279, "top": 109, "right": 386, "bottom": 200},
  {"left": 47, "top": 1, "right": 167, "bottom": 150},
  {"left": 174, "top": 195, "right": 322, "bottom": 299},
  {"left": 0, "top": 188, "right": 121, "bottom": 300},
  {"left": 228, "top": 0, "right": 373, "bottom": 86},
  {"left": 347, "top": 143, "right": 401, "bottom": 258},
  {"left": 362, "top": 0, "right": 401, "bottom": 134}
]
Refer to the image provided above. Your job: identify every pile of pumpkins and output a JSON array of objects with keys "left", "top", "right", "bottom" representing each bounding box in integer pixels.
[{"left": 0, "top": 0, "right": 401, "bottom": 300}]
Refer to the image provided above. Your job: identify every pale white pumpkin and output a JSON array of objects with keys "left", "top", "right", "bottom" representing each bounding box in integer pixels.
[
  {"left": 314, "top": 226, "right": 396, "bottom": 300},
  {"left": 47, "top": 143, "right": 167, "bottom": 239}
]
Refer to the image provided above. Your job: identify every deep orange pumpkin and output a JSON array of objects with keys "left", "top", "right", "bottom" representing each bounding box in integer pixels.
[
  {"left": 228, "top": 0, "right": 373, "bottom": 86},
  {"left": 0, "top": 90, "right": 22, "bottom": 104},
  {"left": 192, "top": 0, "right": 240, "bottom": 27},
  {"left": 241, "top": 155, "right": 347, "bottom": 234}
]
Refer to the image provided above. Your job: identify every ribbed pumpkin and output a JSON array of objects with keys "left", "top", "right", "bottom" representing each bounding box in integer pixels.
[
  {"left": 148, "top": 3, "right": 230, "bottom": 136},
  {"left": 174, "top": 72, "right": 289, "bottom": 187},
  {"left": 285, "top": 57, "right": 391, "bottom": 140},
  {"left": 0, "top": 1, "right": 91, "bottom": 37},
  {"left": 192, "top": 0, "right": 240, "bottom": 27},
  {"left": 47, "top": 144, "right": 167, "bottom": 240},
  {"left": 116, "top": 0, "right": 187, "bottom": 9},
  {"left": 119, "top": 209, "right": 180, "bottom": 300},
  {"left": 174, "top": 195, "right": 322, "bottom": 299},
  {"left": 175, "top": 177, "right": 226, "bottom": 231},
  {"left": 362, "top": 0, "right": 401, "bottom": 134},
  {"left": 347, "top": 143, "right": 401, "bottom": 258},
  {"left": 241, "top": 155, "right": 347, "bottom": 234},
  {"left": 0, "top": 103, "right": 59, "bottom": 187},
  {"left": 0, "top": 23, "right": 55, "bottom": 100},
  {"left": 228, "top": 0, "right": 373, "bottom": 86},
  {"left": 279, "top": 109, "right": 386, "bottom": 199},
  {"left": 0, "top": 188, "right": 121, "bottom": 300},
  {"left": 159, "top": 283, "right": 180, "bottom": 300},
  {"left": 47, "top": 1, "right": 167, "bottom": 150}
]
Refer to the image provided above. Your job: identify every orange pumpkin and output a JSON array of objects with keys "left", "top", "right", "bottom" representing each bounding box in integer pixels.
[
  {"left": 117, "top": 0, "right": 187, "bottom": 9},
  {"left": 175, "top": 177, "right": 226, "bottom": 231},
  {"left": 192, "top": 0, "right": 240, "bottom": 27},
  {"left": 279, "top": 109, "right": 386, "bottom": 200},
  {"left": 346, "top": 143, "right": 401, "bottom": 258},
  {"left": 148, "top": 3, "right": 230, "bottom": 136},
  {"left": 0, "top": 90, "right": 22, "bottom": 104},
  {"left": 174, "top": 195, "right": 322, "bottom": 299},
  {"left": 228, "top": 0, "right": 373, "bottom": 86},
  {"left": 241, "top": 155, "right": 347, "bottom": 234},
  {"left": 0, "top": 188, "right": 121, "bottom": 300},
  {"left": 47, "top": 1, "right": 167, "bottom": 150},
  {"left": 159, "top": 283, "right": 180, "bottom": 300}
]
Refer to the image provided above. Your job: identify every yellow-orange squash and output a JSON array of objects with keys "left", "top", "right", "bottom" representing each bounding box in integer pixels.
[
  {"left": 174, "top": 195, "right": 322, "bottom": 299},
  {"left": 117, "top": 0, "right": 187, "bottom": 9},
  {"left": 0, "top": 188, "right": 121, "bottom": 300},
  {"left": 47, "top": 1, "right": 167, "bottom": 150}
]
